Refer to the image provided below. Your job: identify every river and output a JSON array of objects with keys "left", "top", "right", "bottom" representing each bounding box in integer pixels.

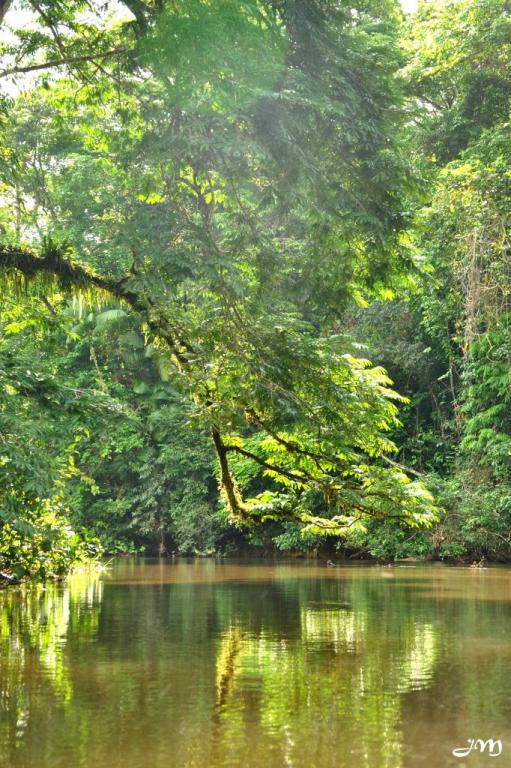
[{"left": 1, "top": 558, "right": 510, "bottom": 767}]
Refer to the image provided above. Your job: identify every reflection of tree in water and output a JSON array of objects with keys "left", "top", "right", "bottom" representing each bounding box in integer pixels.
[
  {"left": 0, "top": 573, "right": 103, "bottom": 765},
  {"left": 0, "top": 572, "right": 446, "bottom": 768},
  {"left": 211, "top": 579, "right": 439, "bottom": 768},
  {"left": 215, "top": 624, "right": 244, "bottom": 714},
  {"left": 2, "top": 566, "right": 511, "bottom": 768}
]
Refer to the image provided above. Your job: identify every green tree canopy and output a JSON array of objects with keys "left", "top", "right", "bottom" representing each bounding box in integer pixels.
[{"left": 0, "top": 0, "right": 438, "bottom": 551}]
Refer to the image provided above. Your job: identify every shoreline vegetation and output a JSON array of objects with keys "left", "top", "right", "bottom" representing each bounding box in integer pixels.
[{"left": 1, "top": 0, "right": 511, "bottom": 580}]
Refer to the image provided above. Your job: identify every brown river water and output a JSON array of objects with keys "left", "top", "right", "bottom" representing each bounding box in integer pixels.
[{"left": 1, "top": 558, "right": 511, "bottom": 768}]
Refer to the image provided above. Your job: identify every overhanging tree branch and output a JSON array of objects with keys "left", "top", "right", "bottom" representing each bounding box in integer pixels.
[
  {"left": 0, "top": 242, "right": 436, "bottom": 530},
  {"left": 0, "top": 47, "right": 130, "bottom": 79},
  {"left": 0, "top": 243, "right": 190, "bottom": 366},
  {"left": 224, "top": 442, "right": 311, "bottom": 485},
  {"left": 0, "top": 243, "right": 250, "bottom": 518}
]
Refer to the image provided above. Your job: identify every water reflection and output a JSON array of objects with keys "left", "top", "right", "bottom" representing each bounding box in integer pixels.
[
  {"left": 0, "top": 573, "right": 103, "bottom": 767},
  {"left": 210, "top": 598, "right": 438, "bottom": 768},
  {"left": 0, "top": 560, "right": 511, "bottom": 768}
]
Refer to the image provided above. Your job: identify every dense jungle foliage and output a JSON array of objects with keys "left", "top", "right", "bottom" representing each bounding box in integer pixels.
[{"left": 0, "top": 0, "right": 510, "bottom": 578}]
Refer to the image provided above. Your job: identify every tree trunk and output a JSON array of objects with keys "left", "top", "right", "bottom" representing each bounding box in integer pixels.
[{"left": 158, "top": 520, "right": 168, "bottom": 557}]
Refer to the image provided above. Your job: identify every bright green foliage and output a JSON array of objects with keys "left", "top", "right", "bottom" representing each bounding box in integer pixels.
[
  {"left": 301, "top": 0, "right": 511, "bottom": 561},
  {"left": 357, "top": 0, "right": 511, "bottom": 561},
  {"left": 406, "top": 0, "right": 511, "bottom": 162},
  {"left": 3, "top": 0, "right": 511, "bottom": 571},
  {"left": 462, "top": 326, "right": 511, "bottom": 477},
  {"left": 0, "top": 498, "right": 99, "bottom": 581},
  {"left": 0, "top": 287, "right": 232, "bottom": 562},
  {"left": 0, "top": 294, "right": 94, "bottom": 573},
  {"left": 0, "top": 0, "right": 439, "bottom": 574}
]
